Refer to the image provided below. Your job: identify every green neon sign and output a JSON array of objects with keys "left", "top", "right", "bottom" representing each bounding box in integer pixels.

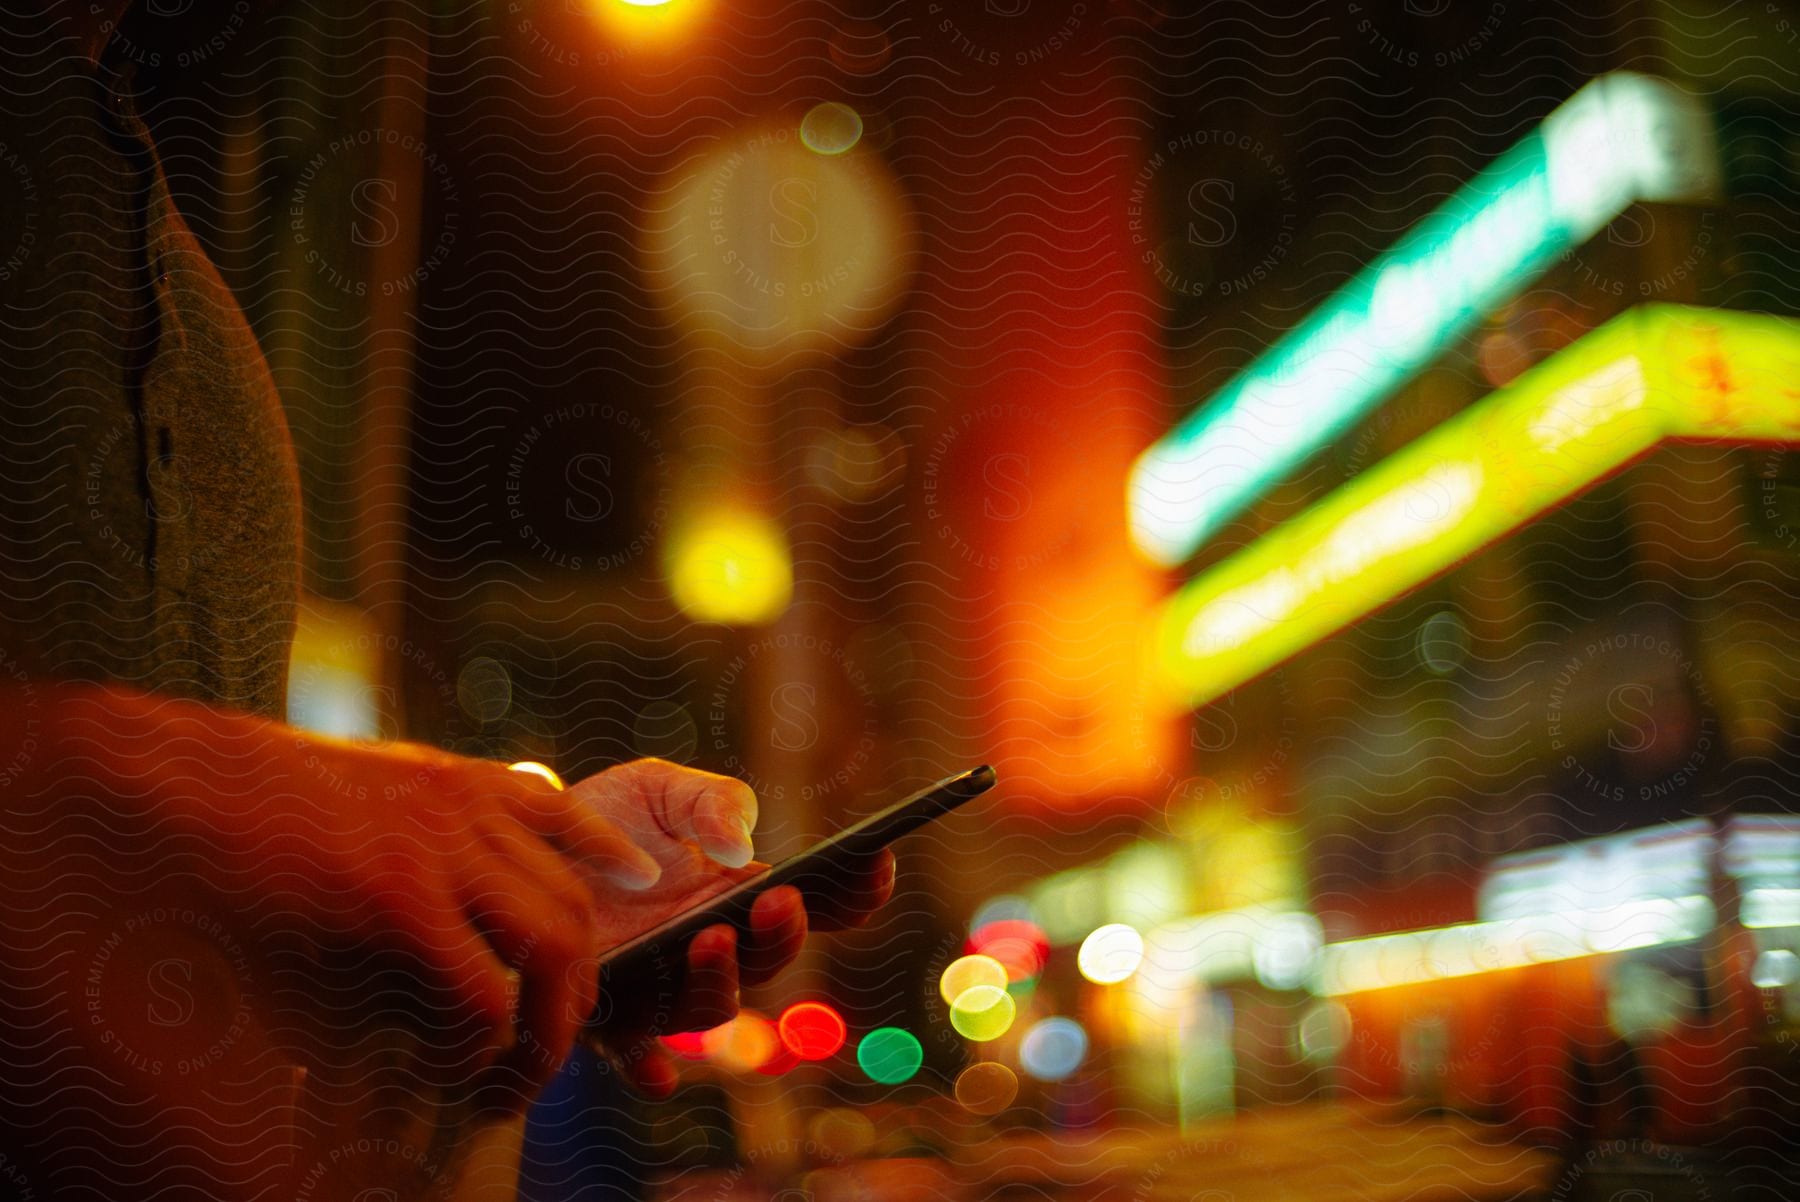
[
  {"left": 1129, "top": 73, "right": 1721, "bottom": 565},
  {"left": 1152, "top": 305, "right": 1800, "bottom": 711}
]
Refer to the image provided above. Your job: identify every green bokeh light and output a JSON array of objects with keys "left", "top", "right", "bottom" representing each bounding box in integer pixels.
[{"left": 856, "top": 1027, "right": 923, "bottom": 1084}]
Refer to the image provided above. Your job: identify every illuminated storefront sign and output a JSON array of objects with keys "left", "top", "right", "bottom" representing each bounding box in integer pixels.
[
  {"left": 1154, "top": 305, "right": 1800, "bottom": 709},
  {"left": 1318, "top": 895, "right": 1715, "bottom": 996},
  {"left": 1129, "top": 73, "right": 1720, "bottom": 564},
  {"left": 1322, "top": 819, "right": 1718, "bottom": 995},
  {"left": 1724, "top": 814, "right": 1800, "bottom": 929},
  {"left": 1479, "top": 819, "right": 1715, "bottom": 922}
]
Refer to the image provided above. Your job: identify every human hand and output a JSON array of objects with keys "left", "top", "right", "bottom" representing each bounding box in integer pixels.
[
  {"left": 0, "top": 683, "right": 664, "bottom": 1114},
  {"left": 567, "top": 758, "right": 896, "bottom": 1096}
]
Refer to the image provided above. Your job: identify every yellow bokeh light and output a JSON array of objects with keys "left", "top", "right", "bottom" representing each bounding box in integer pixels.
[
  {"left": 949, "top": 985, "right": 1016, "bottom": 1042},
  {"left": 583, "top": 0, "right": 710, "bottom": 47},
  {"left": 507, "top": 761, "right": 566, "bottom": 790},
  {"left": 939, "top": 954, "right": 1008, "bottom": 1006},
  {"left": 665, "top": 509, "right": 794, "bottom": 625},
  {"left": 642, "top": 119, "right": 911, "bottom": 360},
  {"left": 1077, "top": 923, "right": 1144, "bottom": 985}
]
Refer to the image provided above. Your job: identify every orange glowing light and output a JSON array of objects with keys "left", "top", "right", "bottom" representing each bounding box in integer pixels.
[
  {"left": 582, "top": 0, "right": 710, "bottom": 48},
  {"left": 986, "top": 554, "right": 1183, "bottom": 802},
  {"left": 701, "top": 1010, "right": 780, "bottom": 1072}
]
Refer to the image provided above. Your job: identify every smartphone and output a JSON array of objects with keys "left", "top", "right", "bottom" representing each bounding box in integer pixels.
[{"left": 594, "top": 765, "right": 997, "bottom": 995}]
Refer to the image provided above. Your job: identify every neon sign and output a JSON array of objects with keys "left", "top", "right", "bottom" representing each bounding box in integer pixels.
[
  {"left": 1153, "top": 305, "right": 1800, "bottom": 709},
  {"left": 1129, "top": 73, "right": 1721, "bottom": 564}
]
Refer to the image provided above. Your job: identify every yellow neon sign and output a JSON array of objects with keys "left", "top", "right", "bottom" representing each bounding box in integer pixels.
[{"left": 1155, "top": 305, "right": 1800, "bottom": 709}]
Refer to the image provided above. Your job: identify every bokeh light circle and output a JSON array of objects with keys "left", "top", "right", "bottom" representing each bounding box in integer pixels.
[
  {"left": 800, "top": 102, "right": 864, "bottom": 155},
  {"left": 949, "top": 984, "right": 1016, "bottom": 1042},
  {"left": 967, "top": 919, "right": 1050, "bottom": 984},
  {"left": 1019, "top": 1017, "right": 1088, "bottom": 1081},
  {"left": 856, "top": 1027, "right": 924, "bottom": 1084},
  {"left": 939, "top": 954, "right": 1009, "bottom": 1006},
  {"left": 1297, "top": 1000, "right": 1352, "bottom": 1063},
  {"left": 665, "top": 509, "right": 793, "bottom": 625},
  {"left": 778, "top": 1002, "right": 847, "bottom": 1061},
  {"left": 1417, "top": 610, "right": 1470, "bottom": 674},
  {"left": 458, "top": 656, "right": 513, "bottom": 724},
  {"left": 702, "top": 1011, "right": 779, "bottom": 1072},
  {"left": 644, "top": 120, "right": 910, "bottom": 360},
  {"left": 954, "top": 1062, "right": 1019, "bottom": 1115},
  {"left": 1077, "top": 923, "right": 1145, "bottom": 985}
]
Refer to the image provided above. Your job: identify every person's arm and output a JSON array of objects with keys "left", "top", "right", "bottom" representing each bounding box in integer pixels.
[
  {"left": 0, "top": 677, "right": 655, "bottom": 1076},
  {"left": 0, "top": 680, "right": 630, "bottom": 1196},
  {"left": 0, "top": 679, "right": 893, "bottom": 1193}
]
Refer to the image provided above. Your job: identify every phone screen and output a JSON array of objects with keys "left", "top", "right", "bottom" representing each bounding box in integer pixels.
[{"left": 594, "top": 765, "right": 996, "bottom": 994}]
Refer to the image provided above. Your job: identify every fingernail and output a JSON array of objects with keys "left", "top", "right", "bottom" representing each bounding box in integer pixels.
[
  {"left": 608, "top": 854, "right": 662, "bottom": 890},
  {"left": 706, "top": 817, "right": 754, "bottom": 869}
]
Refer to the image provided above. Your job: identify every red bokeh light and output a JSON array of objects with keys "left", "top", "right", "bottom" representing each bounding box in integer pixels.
[
  {"left": 756, "top": 1044, "right": 800, "bottom": 1076},
  {"left": 967, "top": 919, "right": 1049, "bottom": 983},
  {"left": 777, "top": 1002, "right": 847, "bottom": 1061},
  {"left": 659, "top": 1030, "right": 708, "bottom": 1060}
]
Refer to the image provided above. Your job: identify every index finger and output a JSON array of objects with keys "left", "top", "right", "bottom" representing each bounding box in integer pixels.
[
  {"left": 502, "top": 767, "right": 665, "bottom": 889},
  {"left": 622, "top": 759, "right": 759, "bottom": 868}
]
